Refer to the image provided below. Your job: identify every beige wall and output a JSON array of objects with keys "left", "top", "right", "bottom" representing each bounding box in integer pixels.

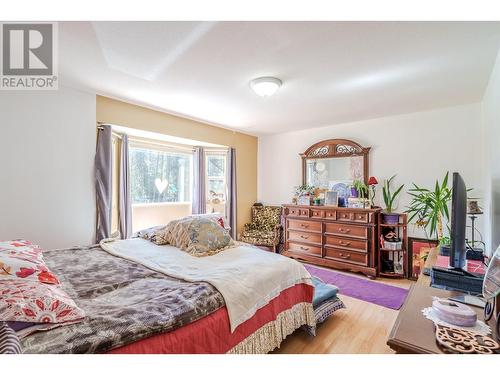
[{"left": 96, "top": 95, "right": 258, "bottom": 236}]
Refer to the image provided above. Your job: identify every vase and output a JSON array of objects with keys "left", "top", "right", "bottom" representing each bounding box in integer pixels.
[{"left": 382, "top": 213, "right": 399, "bottom": 225}]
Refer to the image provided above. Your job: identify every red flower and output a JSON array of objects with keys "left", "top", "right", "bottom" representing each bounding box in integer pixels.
[
  {"left": 16, "top": 267, "right": 36, "bottom": 278},
  {"left": 37, "top": 271, "right": 59, "bottom": 284},
  {"left": 36, "top": 299, "right": 45, "bottom": 310}
]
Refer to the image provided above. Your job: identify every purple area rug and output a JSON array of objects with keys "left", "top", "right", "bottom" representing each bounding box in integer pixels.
[{"left": 304, "top": 264, "right": 409, "bottom": 310}]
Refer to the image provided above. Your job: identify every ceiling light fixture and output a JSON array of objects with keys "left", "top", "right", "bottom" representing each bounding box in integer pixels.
[{"left": 249, "top": 77, "right": 282, "bottom": 97}]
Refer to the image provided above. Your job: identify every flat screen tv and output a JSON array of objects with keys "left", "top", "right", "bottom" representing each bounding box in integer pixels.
[{"left": 449, "top": 172, "right": 467, "bottom": 269}]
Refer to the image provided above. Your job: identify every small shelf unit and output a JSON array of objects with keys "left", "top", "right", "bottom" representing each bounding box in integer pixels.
[{"left": 377, "top": 213, "right": 408, "bottom": 279}]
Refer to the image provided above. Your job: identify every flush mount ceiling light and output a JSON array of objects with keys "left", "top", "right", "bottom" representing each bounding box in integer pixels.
[{"left": 249, "top": 77, "right": 282, "bottom": 97}]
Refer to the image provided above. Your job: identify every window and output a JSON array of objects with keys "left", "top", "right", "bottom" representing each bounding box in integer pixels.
[
  {"left": 206, "top": 151, "right": 227, "bottom": 213},
  {"left": 129, "top": 145, "right": 192, "bottom": 204}
]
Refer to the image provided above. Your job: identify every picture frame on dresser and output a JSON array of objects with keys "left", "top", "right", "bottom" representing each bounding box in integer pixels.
[{"left": 407, "top": 237, "right": 439, "bottom": 280}]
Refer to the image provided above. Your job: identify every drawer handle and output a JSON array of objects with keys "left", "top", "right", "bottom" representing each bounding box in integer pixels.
[
  {"left": 339, "top": 253, "right": 351, "bottom": 259},
  {"left": 300, "top": 224, "right": 309, "bottom": 228},
  {"left": 300, "top": 235, "right": 309, "bottom": 239},
  {"left": 339, "top": 241, "right": 351, "bottom": 246},
  {"left": 358, "top": 215, "right": 365, "bottom": 219},
  {"left": 300, "top": 246, "right": 309, "bottom": 251},
  {"left": 338, "top": 228, "right": 351, "bottom": 233}
]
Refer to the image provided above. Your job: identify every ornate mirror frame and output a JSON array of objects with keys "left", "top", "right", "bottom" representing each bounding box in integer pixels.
[{"left": 301, "top": 138, "right": 371, "bottom": 185}]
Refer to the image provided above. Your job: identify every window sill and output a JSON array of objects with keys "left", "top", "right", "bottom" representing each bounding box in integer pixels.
[{"left": 132, "top": 202, "right": 192, "bottom": 208}]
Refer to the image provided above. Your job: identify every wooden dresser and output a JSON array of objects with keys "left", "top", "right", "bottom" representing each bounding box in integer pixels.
[{"left": 282, "top": 205, "right": 380, "bottom": 278}]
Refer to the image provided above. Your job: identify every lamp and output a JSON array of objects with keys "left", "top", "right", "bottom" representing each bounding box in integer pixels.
[
  {"left": 368, "top": 176, "right": 378, "bottom": 208},
  {"left": 249, "top": 77, "right": 282, "bottom": 97},
  {"left": 467, "top": 199, "right": 483, "bottom": 250}
]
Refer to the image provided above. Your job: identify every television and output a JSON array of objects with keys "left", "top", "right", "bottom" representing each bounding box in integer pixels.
[
  {"left": 449, "top": 172, "right": 467, "bottom": 269},
  {"left": 431, "top": 172, "right": 484, "bottom": 294}
]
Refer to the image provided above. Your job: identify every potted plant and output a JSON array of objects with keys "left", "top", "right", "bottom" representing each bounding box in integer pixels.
[
  {"left": 405, "top": 172, "right": 452, "bottom": 242},
  {"left": 382, "top": 175, "right": 404, "bottom": 224},
  {"left": 293, "top": 184, "right": 316, "bottom": 205},
  {"left": 352, "top": 180, "right": 368, "bottom": 199}
]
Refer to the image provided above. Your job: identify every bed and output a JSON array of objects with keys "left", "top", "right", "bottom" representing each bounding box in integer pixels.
[{"left": 17, "top": 240, "right": 316, "bottom": 354}]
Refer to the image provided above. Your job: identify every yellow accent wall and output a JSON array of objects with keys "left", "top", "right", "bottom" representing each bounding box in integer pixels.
[{"left": 96, "top": 95, "right": 258, "bottom": 236}]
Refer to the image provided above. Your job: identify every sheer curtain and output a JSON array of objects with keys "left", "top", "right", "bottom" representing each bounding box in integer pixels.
[
  {"left": 192, "top": 146, "right": 206, "bottom": 214},
  {"left": 226, "top": 148, "right": 237, "bottom": 239}
]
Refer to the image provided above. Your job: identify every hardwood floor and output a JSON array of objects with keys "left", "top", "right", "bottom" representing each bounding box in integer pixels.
[{"left": 273, "top": 270, "right": 414, "bottom": 354}]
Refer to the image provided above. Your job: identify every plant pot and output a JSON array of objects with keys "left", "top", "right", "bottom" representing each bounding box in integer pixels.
[
  {"left": 350, "top": 187, "right": 358, "bottom": 198},
  {"left": 382, "top": 213, "right": 399, "bottom": 225},
  {"left": 439, "top": 245, "right": 450, "bottom": 256}
]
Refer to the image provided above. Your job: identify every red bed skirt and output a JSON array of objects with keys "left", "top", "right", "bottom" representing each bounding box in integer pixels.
[{"left": 109, "top": 283, "right": 313, "bottom": 354}]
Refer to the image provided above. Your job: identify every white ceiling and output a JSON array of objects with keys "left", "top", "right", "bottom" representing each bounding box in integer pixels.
[{"left": 59, "top": 21, "right": 500, "bottom": 135}]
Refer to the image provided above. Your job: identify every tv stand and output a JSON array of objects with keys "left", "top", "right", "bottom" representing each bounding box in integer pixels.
[{"left": 431, "top": 266, "right": 484, "bottom": 294}]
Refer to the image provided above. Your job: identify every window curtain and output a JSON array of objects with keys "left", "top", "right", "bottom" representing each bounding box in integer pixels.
[
  {"left": 119, "top": 134, "right": 132, "bottom": 239},
  {"left": 95, "top": 125, "right": 112, "bottom": 243},
  {"left": 192, "top": 146, "right": 206, "bottom": 214},
  {"left": 226, "top": 148, "right": 237, "bottom": 239}
]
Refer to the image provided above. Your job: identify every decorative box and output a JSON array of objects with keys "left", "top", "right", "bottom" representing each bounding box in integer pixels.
[{"left": 297, "top": 195, "right": 312, "bottom": 206}]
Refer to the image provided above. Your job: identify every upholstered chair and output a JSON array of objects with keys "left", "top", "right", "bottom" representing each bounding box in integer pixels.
[{"left": 239, "top": 205, "right": 283, "bottom": 252}]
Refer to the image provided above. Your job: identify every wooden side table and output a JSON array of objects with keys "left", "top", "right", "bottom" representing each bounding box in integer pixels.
[{"left": 387, "top": 246, "right": 499, "bottom": 353}]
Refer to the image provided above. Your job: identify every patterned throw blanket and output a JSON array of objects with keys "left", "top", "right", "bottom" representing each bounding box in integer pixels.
[{"left": 20, "top": 246, "right": 225, "bottom": 354}]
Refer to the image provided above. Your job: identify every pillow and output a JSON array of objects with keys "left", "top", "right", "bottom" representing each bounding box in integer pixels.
[
  {"left": 155, "top": 216, "right": 235, "bottom": 257},
  {"left": 0, "top": 240, "right": 59, "bottom": 284},
  {"left": 189, "top": 213, "right": 229, "bottom": 230},
  {"left": 0, "top": 279, "right": 85, "bottom": 324}
]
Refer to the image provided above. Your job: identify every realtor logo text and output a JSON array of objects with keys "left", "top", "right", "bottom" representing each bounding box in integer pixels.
[{"left": 1, "top": 22, "right": 58, "bottom": 90}]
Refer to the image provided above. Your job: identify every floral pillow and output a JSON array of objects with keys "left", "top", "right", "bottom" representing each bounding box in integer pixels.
[
  {"left": 155, "top": 217, "right": 235, "bottom": 257},
  {"left": 0, "top": 279, "right": 85, "bottom": 324},
  {"left": 0, "top": 240, "right": 59, "bottom": 284}
]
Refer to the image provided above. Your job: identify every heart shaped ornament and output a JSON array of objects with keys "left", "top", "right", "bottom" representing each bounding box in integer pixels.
[{"left": 154, "top": 178, "right": 168, "bottom": 194}]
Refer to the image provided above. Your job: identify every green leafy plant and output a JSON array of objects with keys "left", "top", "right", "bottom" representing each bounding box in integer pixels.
[
  {"left": 293, "top": 184, "right": 316, "bottom": 196},
  {"left": 382, "top": 175, "right": 404, "bottom": 213},
  {"left": 352, "top": 180, "right": 368, "bottom": 200},
  {"left": 405, "top": 172, "right": 452, "bottom": 240}
]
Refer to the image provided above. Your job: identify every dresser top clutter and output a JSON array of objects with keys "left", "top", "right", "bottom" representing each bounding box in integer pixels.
[{"left": 281, "top": 138, "right": 395, "bottom": 278}]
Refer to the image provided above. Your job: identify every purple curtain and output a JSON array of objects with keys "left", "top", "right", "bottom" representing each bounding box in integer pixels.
[
  {"left": 119, "top": 135, "right": 132, "bottom": 239},
  {"left": 95, "top": 125, "right": 112, "bottom": 243},
  {"left": 226, "top": 148, "right": 237, "bottom": 239},
  {"left": 192, "top": 146, "right": 206, "bottom": 214}
]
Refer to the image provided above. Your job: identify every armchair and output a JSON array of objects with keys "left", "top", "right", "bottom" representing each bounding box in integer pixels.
[{"left": 239, "top": 205, "right": 283, "bottom": 252}]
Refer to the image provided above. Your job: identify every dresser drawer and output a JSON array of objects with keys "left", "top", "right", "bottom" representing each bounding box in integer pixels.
[
  {"left": 288, "top": 242, "right": 322, "bottom": 257},
  {"left": 310, "top": 209, "right": 325, "bottom": 219},
  {"left": 324, "top": 223, "right": 368, "bottom": 239},
  {"left": 324, "top": 210, "right": 337, "bottom": 220},
  {"left": 325, "top": 248, "right": 368, "bottom": 265},
  {"left": 287, "top": 219, "right": 322, "bottom": 233},
  {"left": 288, "top": 230, "right": 322, "bottom": 245},
  {"left": 337, "top": 211, "right": 352, "bottom": 221},
  {"left": 325, "top": 235, "right": 368, "bottom": 252},
  {"left": 353, "top": 212, "right": 369, "bottom": 223},
  {"left": 287, "top": 207, "right": 310, "bottom": 217}
]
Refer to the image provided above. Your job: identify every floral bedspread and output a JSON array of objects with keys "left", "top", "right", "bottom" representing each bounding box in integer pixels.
[{"left": 20, "top": 245, "right": 225, "bottom": 353}]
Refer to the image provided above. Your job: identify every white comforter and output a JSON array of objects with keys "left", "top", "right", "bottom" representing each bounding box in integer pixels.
[{"left": 100, "top": 238, "right": 313, "bottom": 332}]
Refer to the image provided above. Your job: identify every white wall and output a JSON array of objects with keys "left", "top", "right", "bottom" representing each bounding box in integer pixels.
[
  {"left": 258, "top": 103, "right": 485, "bottom": 240},
  {"left": 0, "top": 86, "right": 96, "bottom": 249},
  {"left": 482, "top": 49, "right": 500, "bottom": 254}
]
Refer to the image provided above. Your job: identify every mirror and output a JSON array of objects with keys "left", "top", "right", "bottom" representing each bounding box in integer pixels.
[
  {"left": 305, "top": 156, "right": 365, "bottom": 189},
  {"left": 301, "top": 139, "right": 370, "bottom": 190}
]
